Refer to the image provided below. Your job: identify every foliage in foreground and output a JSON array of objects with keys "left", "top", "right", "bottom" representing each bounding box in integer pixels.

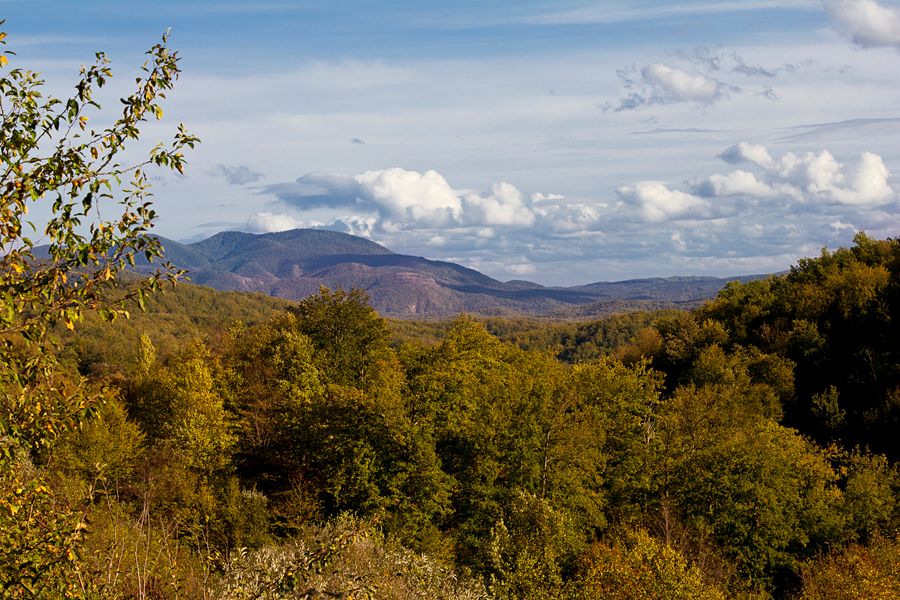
[{"left": 0, "top": 23, "right": 196, "bottom": 597}]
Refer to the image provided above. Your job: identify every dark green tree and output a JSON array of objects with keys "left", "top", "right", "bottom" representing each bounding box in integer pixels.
[{"left": 288, "top": 287, "right": 397, "bottom": 393}]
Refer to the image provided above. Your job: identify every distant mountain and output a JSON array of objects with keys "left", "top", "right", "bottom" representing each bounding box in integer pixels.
[{"left": 127, "top": 229, "right": 765, "bottom": 318}]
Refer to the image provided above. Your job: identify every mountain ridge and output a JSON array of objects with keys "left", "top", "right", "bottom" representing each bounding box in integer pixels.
[{"left": 69, "top": 229, "right": 769, "bottom": 318}]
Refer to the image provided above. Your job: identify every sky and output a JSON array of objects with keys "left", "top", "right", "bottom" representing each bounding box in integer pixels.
[{"left": 3, "top": 0, "right": 900, "bottom": 285}]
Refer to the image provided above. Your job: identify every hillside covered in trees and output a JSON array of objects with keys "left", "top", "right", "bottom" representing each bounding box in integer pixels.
[{"left": 5, "top": 233, "right": 899, "bottom": 599}]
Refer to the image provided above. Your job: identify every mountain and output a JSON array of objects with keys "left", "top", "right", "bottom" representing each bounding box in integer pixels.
[{"left": 130, "top": 229, "right": 763, "bottom": 318}]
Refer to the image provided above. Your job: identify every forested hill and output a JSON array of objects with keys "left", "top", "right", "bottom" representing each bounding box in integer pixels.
[
  {"left": 124, "top": 228, "right": 765, "bottom": 317},
  {"left": 42, "top": 233, "right": 899, "bottom": 599}
]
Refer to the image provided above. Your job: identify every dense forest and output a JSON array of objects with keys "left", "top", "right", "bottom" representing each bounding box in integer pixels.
[
  {"left": 3, "top": 234, "right": 898, "bottom": 598},
  {"left": 1, "top": 25, "right": 898, "bottom": 600}
]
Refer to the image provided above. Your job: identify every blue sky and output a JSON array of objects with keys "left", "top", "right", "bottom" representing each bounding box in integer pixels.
[{"left": 4, "top": 1, "right": 900, "bottom": 284}]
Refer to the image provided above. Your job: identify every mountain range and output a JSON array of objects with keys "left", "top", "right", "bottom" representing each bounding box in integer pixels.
[{"left": 119, "top": 229, "right": 765, "bottom": 318}]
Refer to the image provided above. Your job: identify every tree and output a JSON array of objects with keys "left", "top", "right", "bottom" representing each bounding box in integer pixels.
[
  {"left": 288, "top": 287, "right": 398, "bottom": 394},
  {"left": 0, "top": 24, "right": 196, "bottom": 596},
  {"left": 663, "top": 419, "right": 844, "bottom": 590},
  {"left": 405, "top": 317, "right": 611, "bottom": 574},
  {"left": 227, "top": 309, "right": 451, "bottom": 551}
]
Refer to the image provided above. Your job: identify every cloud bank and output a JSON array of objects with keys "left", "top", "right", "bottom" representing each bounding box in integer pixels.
[{"left": 246, "top": 144, "right": 897, "bottom": 283}]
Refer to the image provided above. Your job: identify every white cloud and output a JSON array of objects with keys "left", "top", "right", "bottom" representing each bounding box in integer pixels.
[
  {"left": 462, "top": 182, "right": 536, "bottom": 227},
  {"left": 694, "top": 170, "right": 779, "bottom": 198},
  {"left": 719, "top": 142, "right": 777, "bottom": 169},
  {"left": 246, "top": 212, "right": 304, "bottom": 233},
  {"left": 831, "top": 151, "right": 894, "bottom": 204},
  {"left": 616, "top": 181, "right": 708, "bottom": 221},
  {"left": 826, "top": 0, "right": 900, "bottom": 49},
  {"left": 830, "top": 219, "right": 857, "bottom": 231},
  {"left": 355, "top": 168, "right": 463, "bottom": 226},
  {"left": 273, "top": 168, "right": 547, "bottom": 231},
  {"left": 256, "top": 144, "right": 895, "bottom": 287},
  {"left": 717, "top": 143, "right": 896, "bottom": 205},
  {"left": 605, "top": 45, "right": 823, "bottom": 114},
  {"left": 642, "top": 63, "right": 722, "bottom": 102}
]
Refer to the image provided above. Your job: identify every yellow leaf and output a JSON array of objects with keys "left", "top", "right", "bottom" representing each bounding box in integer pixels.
[
  {"left": 154, "top": 106, "right": 164, "bottom": 120},
  {"left": 65, "top": 319, "right": 74, "bottom": 331},
  {"left": 0, "top": 56, "right": 7, "bottom": 67},
  {"left": 90, "top": 146, "right": 98, "bottom": 159}
]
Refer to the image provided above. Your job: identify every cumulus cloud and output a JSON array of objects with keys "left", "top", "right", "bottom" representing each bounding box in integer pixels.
[
  {"left": 694, "top": 170, "right": 779, "bottom": 198},
  {"left": 607, "top": 141, "right": 897, "bottom": 284},
  {"left": 642, "top": 63, "right": 723, "bottom": 102},
  {"left": 462, "top": 182, "right": 536, "bottom": 226},
  {"left": 719, "top": 142, "right": 778, "bottom": 170},
  {"left": 246, "top": 212, "right": 304, "bottom": 233},
  {"left": 711, "top": 143, "right": 896, "bottom": 205},
  {"left": 615, "top": 181, "right": 709, "bottom": 221},
  {"left": 353, "top": 168, "right": 463, "bottom": 226},
  {"left": 268, "top": 167, "right": 553, "bottom": 231},
  {"left": 826, "top": 0, "right": 900, "bottom": 49},
  {"left": 506, "top": 263, "right": 537, "bottom": 276},
  {"left": 210, "top": 164, "right": 265, "bottom": 185}
]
